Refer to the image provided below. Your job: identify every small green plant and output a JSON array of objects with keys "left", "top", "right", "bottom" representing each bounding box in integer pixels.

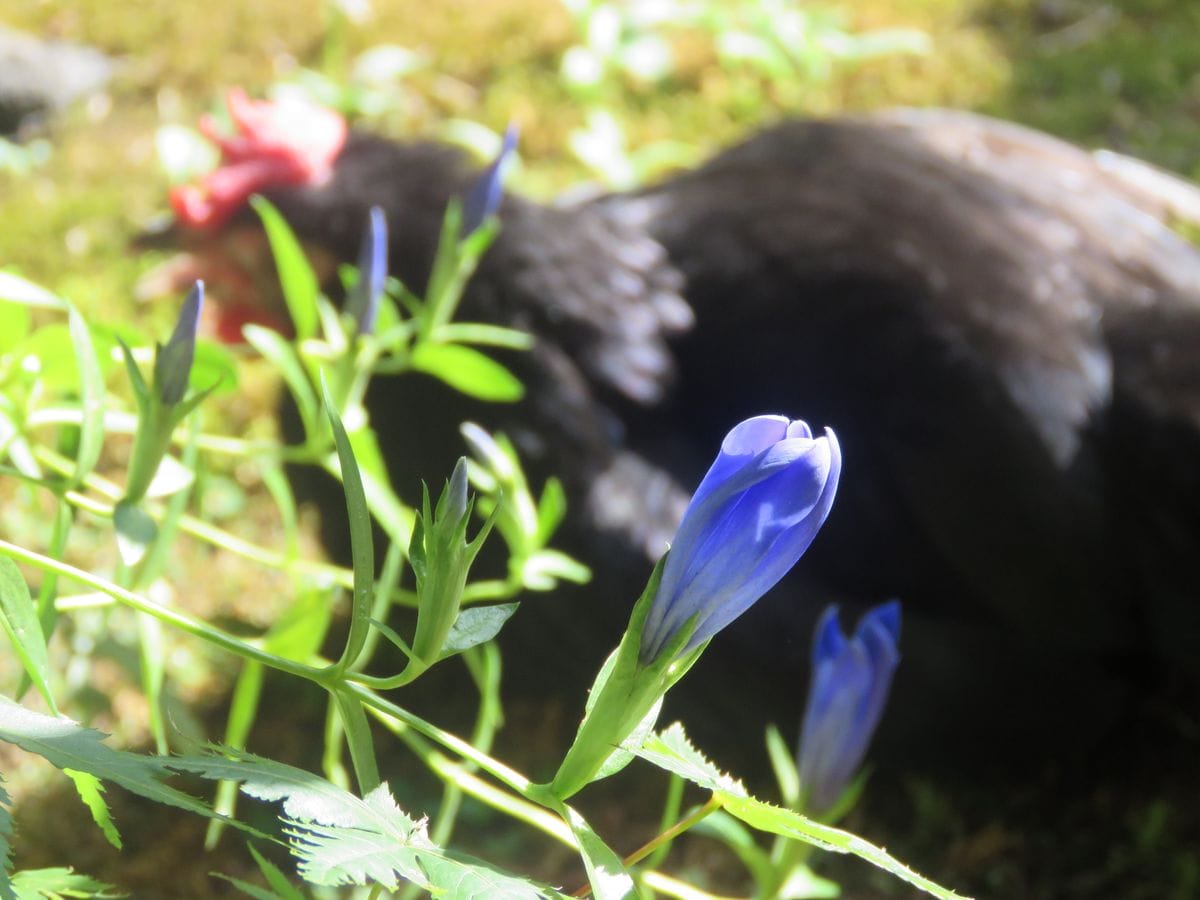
[{"left": 0, "top": 174, "right": 965, "bottom": 898}]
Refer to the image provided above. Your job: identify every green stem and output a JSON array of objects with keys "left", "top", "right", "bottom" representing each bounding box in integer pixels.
[
  {"left": 625, "top": 794, "right": 722, "bottom": 870},
  {"left": 0, "top": 540, "right": 327, "bottom": 684},
  {"left": 645, "top": 773, "right": 685, "bottom": 870},
  {"left": 332, "top": 688, "right": 381, "bottom": 794}
]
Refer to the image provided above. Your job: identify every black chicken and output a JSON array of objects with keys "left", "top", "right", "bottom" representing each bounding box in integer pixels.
[{"left": 156, "top": 93, "right": 1200, "bottom": 764}]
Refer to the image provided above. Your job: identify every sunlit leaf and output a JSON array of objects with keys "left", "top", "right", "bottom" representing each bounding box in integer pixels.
[
  {"left": 411, "top": 343, "right": 523, "bottom": 402},
  {"left": 438, "top": 603, "right": 518, "bottom": 659},
  {"left": 10, "top": 867, "right": 122, "bottom": 899},
  {"left": 66, "top": 306, "right": 104, "bottom": 488},
  {"left": 250, "top": 196, "right": 319, "bottom": 342},
  {"left": 636, "top": 724, "right": 969, "bottom": 900},
  {"left": 112, "top": 501, "right": 157, "bottom": 568},
  {"left": 0, "top": 559, "right": 57, "bottom": 714},
  {"left": 63, "top": 769, "right": 122, "bottom": 849}
]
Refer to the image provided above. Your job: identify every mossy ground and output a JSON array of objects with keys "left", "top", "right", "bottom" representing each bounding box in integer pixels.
[{"left": 2, "top": 1, "right": 1199, "bottom": 897}]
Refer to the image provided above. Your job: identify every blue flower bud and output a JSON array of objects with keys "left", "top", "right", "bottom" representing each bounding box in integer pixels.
[
  {"left": 797, "top": 601, "right": 901, "bottom": 813},
  {"left": 639, "top": 415, "right": 841, "bottom": 663},
  {"left": 461, "top": 124, "right": 518, "bottom": 236},
  {"left": 154, "top": 280, "right": 203, "bottom": 406},
  {"left": 346, "top": 206, "right": 387, "bottom": 335}
]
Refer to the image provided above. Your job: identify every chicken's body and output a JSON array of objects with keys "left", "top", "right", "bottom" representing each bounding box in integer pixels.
[{"left": 165, "top": 102, "right": 1200, "bottom": 761}]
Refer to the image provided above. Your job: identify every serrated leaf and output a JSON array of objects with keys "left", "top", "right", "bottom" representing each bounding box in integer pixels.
[
  {"left": 10, "top": 867, "right": 123, "bottom": 899},
  {"left": 63, "top": 769, "right": 122, "bottom": 849},
  {"left": 1, "top": 779, "right": 15, "bottom": 900},
  {"left": 250, "top": 197, "right": 318, "bottom": 342},
  {"left": 437, "top": 603, "right": 518, "bottom": 659},
  {"left": 410, "top": 343, "right": 523, "bottom": 402},
  {"left": 637, "top": 723, "right": 747, "bottom": 797},
  {"left": 169, "top": 754, "right": 427, "bottom": 890},
  {"left": 636, "top": 724, "right": 969, "bottom": 900},
  {"left": 416, "top": 848, "right": 555, "bottom": 899},
  {"left": 0, "top": 558, "right": 57, "bottom": 714},
  {"left": 0, "top": 697, "right": 231, "bottom": 827}
]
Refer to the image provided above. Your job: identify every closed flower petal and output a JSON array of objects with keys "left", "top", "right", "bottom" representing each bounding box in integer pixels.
[
  {"left": 346, "top": 206, "right": 388, "bottom": 335},
  {"left": 154, "top": 281, "right": 204, "bottom": 406},
  {"left": 461, "top": 124, "right": 518, "bottom": 236},
  {"left": 639, "top": 415, "right": 841, "bottom": 662},
  {"left": 797, "top": 601, "right": 901, "bottom": 812}
]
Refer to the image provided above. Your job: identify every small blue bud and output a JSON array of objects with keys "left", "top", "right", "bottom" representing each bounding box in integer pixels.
[
  {"left": 154, "top": 281, "right": 204, "bottom": 406},
  {"left": 461, "top": 124, "right": 518, "bottom": 236},
  {"left": 347, "top": 206, "right": 388, "bottom": 335},
  {"left": 639, "top": 415, "right": 841, "bottom": 663},
  {"left": 797, "top": 601, "right": 901, "bottom": 813}
]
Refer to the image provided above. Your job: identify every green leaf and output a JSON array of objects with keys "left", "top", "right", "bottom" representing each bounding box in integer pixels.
[
  {"left": 173, "top": 750, "right": 560, "bottom": 896},
  {"left": 322, "top": 385, "right": 374, "bottom": 673},
  {"left": 112, "top": 501, "right": 157, "bottom": 568},
  {"left": 62, "top": 769, "right": 122, "bottom": 849},
  {"left": 521, "top": 550, "right": 591, "bottom": 591},
  {"left": 1, "top": 779, "right": 15, "bottom": 900},
  {"left": 169, "top": 753, "right": 427, "bottom": 890},
  {"left": 0, "top": 300, "right": 31, "bottom": 354},
  {"left": 765, "top": 723, "right": 800, "bottom": 809},
  {"left": 206, "top": 873, "right": 285, "bottom": 900},
  {"left": 0, "top": 558, "right": 57, "bottom": 713},
  {"left": 438, "top": 603, "right": 518, "bottom": 659},
  {"left": 250, "top": 196, "right": 319, "bottom": 342},
  {"left": 65, "top": 307, "right": 104, "bottom": 489},
  {"left": 247, "top": 843, "right": 307, "bottom": 900},
  {"left": 15, "top": 326, "right": 79, "bottom": 393},
  {"left": 191, "top": 341, "right": 239, "bottom": 395},
  {"left": 0, "top": 272, "right": 66, "bottom": 310},
  {"left": 555, "top": 801, "right": 634, "bottom": 900},
  {"left": 410, "top": 343, "right": 524, "bottom": 402},
  {"left": 433, "top": 323, "right": 533, "bottom": 350},
  {"left": 0, "top": 697, "right": 237, "bottom": 828},
  {"left": 636, "top": 724, "right": 970, "bottom": 900},
  {"left": 10, "top": 867, "right": 123, "bottom": 899},
  {"left": 535, "top": 478, "right": 567, "bottom": 545}
]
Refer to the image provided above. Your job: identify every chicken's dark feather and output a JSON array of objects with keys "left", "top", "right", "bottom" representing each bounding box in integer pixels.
[{"left": 192, "top": 109, "right": 1200, "bottom": 760}]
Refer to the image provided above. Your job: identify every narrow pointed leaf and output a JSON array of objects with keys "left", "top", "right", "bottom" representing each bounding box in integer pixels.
[
  {"left": 0, "top": 559, "right": 57, "bottom": 714},
  {"left": 66, "top": 306, "right": 104, "bottom": 488},
  {"left": 251, "top": 196, "right": 319, "bottom": 341},
  {"left": 63, "top": 768, "right": 122, "bottom": 849},
  {"left": 322, "top": 382, "right": 373, "bottom": 672},
  {"left": 410, "top": 343, "right": 523, "bottom": 402}
]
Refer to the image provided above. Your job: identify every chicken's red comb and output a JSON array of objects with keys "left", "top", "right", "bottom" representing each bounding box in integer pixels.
[{"left": 171, "top": 89, "right": 348, "bottom": 230}]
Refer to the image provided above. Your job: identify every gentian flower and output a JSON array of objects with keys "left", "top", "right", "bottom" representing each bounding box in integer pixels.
[
  {"left": 639, "top": 415, "right": 841, "bottom": 663},
  {"left": 797, "top": 601, "right": 901, "bottom": 813},
  {"left": 153, "top": 280, "right": 204, "bottom": 406},
  {"left": 346, "top": 206, "right": 387, "bottom": 336},
  {"left": 549, "top": 413, "right": 840, "bottom": 800},
  {"left": 461, "top": 124, "right": 518, "bottom": 236}
]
